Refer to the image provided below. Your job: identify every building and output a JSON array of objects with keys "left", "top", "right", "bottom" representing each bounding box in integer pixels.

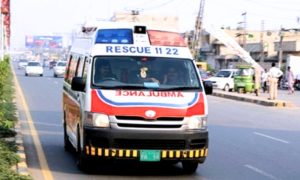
[{"left": 189, "top": 28, "right": 300, "bottom": 71}]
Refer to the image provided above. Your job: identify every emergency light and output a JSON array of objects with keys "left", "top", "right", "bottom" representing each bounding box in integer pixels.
[
  {"left": 95, "top": 29, "right": 134, "bottom": 44},
  {"left": 147, "top": 30, "right": 187, "bottom": 47}
]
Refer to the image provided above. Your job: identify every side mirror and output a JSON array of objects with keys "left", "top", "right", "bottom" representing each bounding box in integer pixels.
[
  {"left": 203, "top": 81, "right": 213, "bottom": 95},
  {"left": 71, "top": 77, "right": 85, "bottom": 92}
]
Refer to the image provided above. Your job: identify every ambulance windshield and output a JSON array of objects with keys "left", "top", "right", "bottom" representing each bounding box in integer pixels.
[{"left": 92, "top": 56, "right": 202, "bottom": 91}]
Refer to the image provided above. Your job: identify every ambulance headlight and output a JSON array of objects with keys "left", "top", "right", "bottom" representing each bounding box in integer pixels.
[
  {"left": 85, "top": 113, "right": 110, "bottom": 128},
  {"left": 187, "top": 116, "right": 207, "bottom": 130}
]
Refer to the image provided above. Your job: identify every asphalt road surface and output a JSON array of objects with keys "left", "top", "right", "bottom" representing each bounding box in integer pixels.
[{"left": 13, "top": 62, "right": 300, "bottom": 180}]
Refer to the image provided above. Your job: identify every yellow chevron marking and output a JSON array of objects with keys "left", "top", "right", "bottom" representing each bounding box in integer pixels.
[
  {"left": 98, "top": 148, "right": 102, "bottom": 156},
  {"left": 133, "top": 150, "right": 138, "bottom": 157},
  {"left": 205, "top": 148, "right": 208, "bottom": 156},
  {"left": 183, "top": 151, "right": 188, "bottom": 158},
  {"left": 118, "top": 150, "right": 123, "bottom": 157},
  {"left": 85, "top": 146, "right": 89, "bottom": 155},
  {"left": 162, "top": 151, "right": 167, "bottom": 158},
  {"left": 111, "top": 149, "right": 116, "bottom": 157},
  {"left": 195, "top": 150, "right": 199, "bottom": 157},
  {"left": 176, "top": 151, "right": 181, "bottom": 158},
  {"left": 169, "top": 151, "right": 174, "bottom": 158},
  {"left": 105, "top": 149, "right": 109, "bottom": 157},
  {"left": 126, "top": 150, "right": 130, "bottom": 157},
  {"left": 91, "top": 147, "right": 95, "bottom": 156},
  {"left": 200, "top": 149, "right": 204, "bottom": 157},
  {"left": 189, "top": 150, "right": 194, "bottom": 158}
]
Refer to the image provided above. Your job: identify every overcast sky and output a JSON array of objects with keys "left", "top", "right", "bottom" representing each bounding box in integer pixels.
[{"left": 10, "top": 0, "right": 300, "bottom": 48}]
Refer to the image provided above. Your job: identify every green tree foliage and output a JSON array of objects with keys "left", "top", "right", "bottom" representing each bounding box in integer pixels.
[{"left": 0, "top": 56, "right": 31, "bottom": 179}]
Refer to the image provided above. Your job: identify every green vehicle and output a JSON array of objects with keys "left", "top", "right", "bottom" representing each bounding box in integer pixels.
[{"left": 234, "top": 65, "right": 254, "bottom": 93}]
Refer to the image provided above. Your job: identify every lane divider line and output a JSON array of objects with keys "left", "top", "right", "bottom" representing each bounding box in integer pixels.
[
  {"left": 12, "top": 63, "right": 54, "bottom": 180},
  {"left": 244, "top": 164, "right": 280, "bottom": 180},
  {"left": 254, "top": 132, "right": 289, "bottom": 144}
]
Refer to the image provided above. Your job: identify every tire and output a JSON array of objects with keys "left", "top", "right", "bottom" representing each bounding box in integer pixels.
[
  {"left": 40, "top": 74, "right": 43, "bottom": 77},
  {"left": 63, "top": 121, "right": 72, "bottom": 152},
  {"left": 224, "top": 84, "right": 230, "bottom": 92},
  {"left": 182, "top": 161, "right": 199, "bottom": 174},
  {"left": 76, "top": 126, "right": 88, "bottom": 171},
  {"left": 25, "top": 73, "right": 28, "bottom": 76}
]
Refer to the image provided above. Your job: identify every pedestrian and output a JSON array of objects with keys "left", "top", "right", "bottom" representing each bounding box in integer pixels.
[
  {"left": 286, "top": 66, "right": 295, "bottom": 94},
  {"left": 261, "top": 68, "right": 268, "bottom": 93},
  {"left": 254, "top": 67, "right": 261, "bottom": 96},
  {"left": 267, "top": 62, "right": 283, "bottom": 100}
]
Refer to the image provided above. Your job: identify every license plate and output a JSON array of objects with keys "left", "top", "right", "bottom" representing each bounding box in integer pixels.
[{"left": 140, "top": 150, "right": 161, "bottom": 162}]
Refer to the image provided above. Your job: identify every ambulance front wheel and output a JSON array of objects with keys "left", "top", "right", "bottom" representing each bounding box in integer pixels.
[
  {"left": 76, "top": 126, "right": 89, "bottom": 171},
  {"left": 182, "top": 161, "right": 199, "bottom": 174}
]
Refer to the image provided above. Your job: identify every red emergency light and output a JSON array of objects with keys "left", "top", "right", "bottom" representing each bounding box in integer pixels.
[{"left": 147, "top": 30, "right": 187, "bottom": 47}]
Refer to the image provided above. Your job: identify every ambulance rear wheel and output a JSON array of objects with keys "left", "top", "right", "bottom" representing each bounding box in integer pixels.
[
  {"left": 182, "top": 161, "right": 199, "bottom": 174},
  {"left": 63, "top": 121, "right": 72, "bottom": 152}
]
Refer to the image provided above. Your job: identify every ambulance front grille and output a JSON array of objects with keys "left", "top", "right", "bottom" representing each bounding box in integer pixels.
[
  {"left": 115, "top": 116, "right": 184, "bottom": 121},
  {"left": 113, "top": 139, "right": 186, "bottom": 149},
  {"left": 117, "top": 123, "right": 181, "bottom": 128}
]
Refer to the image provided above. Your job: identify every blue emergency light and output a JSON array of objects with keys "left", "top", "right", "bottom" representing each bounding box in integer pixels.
[{"left": 95, "top": 29, "right": 133, "bottom": 44}]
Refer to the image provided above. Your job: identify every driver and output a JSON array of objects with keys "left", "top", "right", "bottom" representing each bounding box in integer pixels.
[{"left": 94, "top": 61, "right": 116, "bottom": 82}]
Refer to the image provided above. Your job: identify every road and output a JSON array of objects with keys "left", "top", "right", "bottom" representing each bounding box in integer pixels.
[{"left": 13, "top": 62, "right": 300, "bottom": 180}]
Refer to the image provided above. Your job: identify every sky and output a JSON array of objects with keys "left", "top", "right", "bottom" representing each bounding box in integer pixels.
[{"left": 10, "top": 0, "right": 300, "bottom": 49}]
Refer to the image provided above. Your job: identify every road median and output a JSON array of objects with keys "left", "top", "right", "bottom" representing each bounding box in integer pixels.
[{"left": 212, "top": 90, "right": 295, "bottom": 107}]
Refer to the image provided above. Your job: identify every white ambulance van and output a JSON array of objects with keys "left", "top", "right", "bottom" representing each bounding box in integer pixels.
[{"left": 63, "top": 21, "right": 212, "bottom": 173}]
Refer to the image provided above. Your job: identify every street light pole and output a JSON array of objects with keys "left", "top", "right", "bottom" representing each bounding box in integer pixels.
[{"left": 278, "top": 29, "right": 284, "bottom": 69}]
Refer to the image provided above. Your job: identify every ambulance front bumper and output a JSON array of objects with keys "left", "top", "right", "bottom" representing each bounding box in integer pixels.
[{"left": 82, "top": 126, "right": 208, "bottom": 162}]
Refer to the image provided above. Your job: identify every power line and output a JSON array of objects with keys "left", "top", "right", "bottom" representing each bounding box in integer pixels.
[
  {"left": 244, "top": 0, "right": 300, "bottom": 12},
  {"left": 141, "top": 0, "right": 176, "bottom": 11}
]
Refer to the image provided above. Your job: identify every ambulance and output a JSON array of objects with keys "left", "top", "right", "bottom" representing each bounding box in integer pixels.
[{"left": 63, "top": 21, "right": 212, "bottom": 173}]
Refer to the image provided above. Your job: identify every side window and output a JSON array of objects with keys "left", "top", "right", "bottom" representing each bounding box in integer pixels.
[
  {"left": 76, "top": 57, "right": 84, "bottom": 77},
  {"left": 65, "top": 55, "right": 73, "bottom": 84},
  {"left": 65, "top": 55, "right": 78, "bottom": 84},
  {"left": 82, "top": 57, "right": 89, "bottom": 82}
]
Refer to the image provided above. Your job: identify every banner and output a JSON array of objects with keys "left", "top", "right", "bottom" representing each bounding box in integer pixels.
[{"left": 25, "top": 36, "right": 63, "bottom": 49}]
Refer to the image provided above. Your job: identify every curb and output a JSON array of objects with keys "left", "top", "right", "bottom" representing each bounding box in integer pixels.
[
  {"left": 11, "top": 61, "right": 30, "bottom": 176},
  {"left": 212, "top": 91, "right": 294, "bottom": 107},
  {"left": 15, "top": 113, "right": 29, "bottom": 176}
]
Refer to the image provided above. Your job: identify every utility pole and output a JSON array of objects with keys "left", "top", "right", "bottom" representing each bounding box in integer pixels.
[
  {"left": 192, "top": 0, "right": 205, "bottom": 60},
  {"left": 278, "top": 28, "right": 284, "bottom": 69},
  {"left": 259, "top": 20, "right": 264, "bottom": 63},
  {"left": 241, "top": 12, "right": 247, "bottom": 49}
]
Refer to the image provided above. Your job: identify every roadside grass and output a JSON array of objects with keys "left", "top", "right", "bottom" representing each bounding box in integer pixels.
[{"left": 0, "top": 56, "right": 31, "bottom": 180}]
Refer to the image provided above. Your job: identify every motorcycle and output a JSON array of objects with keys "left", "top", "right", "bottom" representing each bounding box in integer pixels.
[{"left": 294, "top": 79, "right": 300, "bottom": 90}]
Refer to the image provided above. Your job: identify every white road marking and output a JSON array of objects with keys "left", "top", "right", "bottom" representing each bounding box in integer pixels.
[
  {"left": 244, "top": 164, "right": 280, "bottom": 180},
  {"left": 254, "top": 132, "right": 289, "bottom": 144}
]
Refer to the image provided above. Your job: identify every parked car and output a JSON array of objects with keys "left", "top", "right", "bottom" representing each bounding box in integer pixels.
[
  {"left": 205, "top": 69, "right": 238, "bottom": 91},
  {"left": 25, "top": 61, "right": 43, "bottom": 76},
  {"left": 17, "top": 59, "right": 28, "bottom": 69},
  {"left": 53, "top": 61, "right": 67, "bottom": 77}
]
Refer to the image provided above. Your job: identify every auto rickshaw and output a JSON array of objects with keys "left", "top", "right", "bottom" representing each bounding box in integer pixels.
[{"left": 234, "top": 65, "right": 254, "bottom": 93}]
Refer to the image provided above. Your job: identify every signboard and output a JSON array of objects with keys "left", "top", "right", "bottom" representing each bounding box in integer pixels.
[{"left": 25, "top": 36, "right": 63, "bottom": 48}]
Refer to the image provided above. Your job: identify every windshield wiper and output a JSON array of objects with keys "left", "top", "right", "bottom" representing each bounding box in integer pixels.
[
  {"left": 99, "top": 85, "right": 150, "bottom": 90},
  {"left": 159, "top": 87, "right": 201, "bottom": 91}
]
